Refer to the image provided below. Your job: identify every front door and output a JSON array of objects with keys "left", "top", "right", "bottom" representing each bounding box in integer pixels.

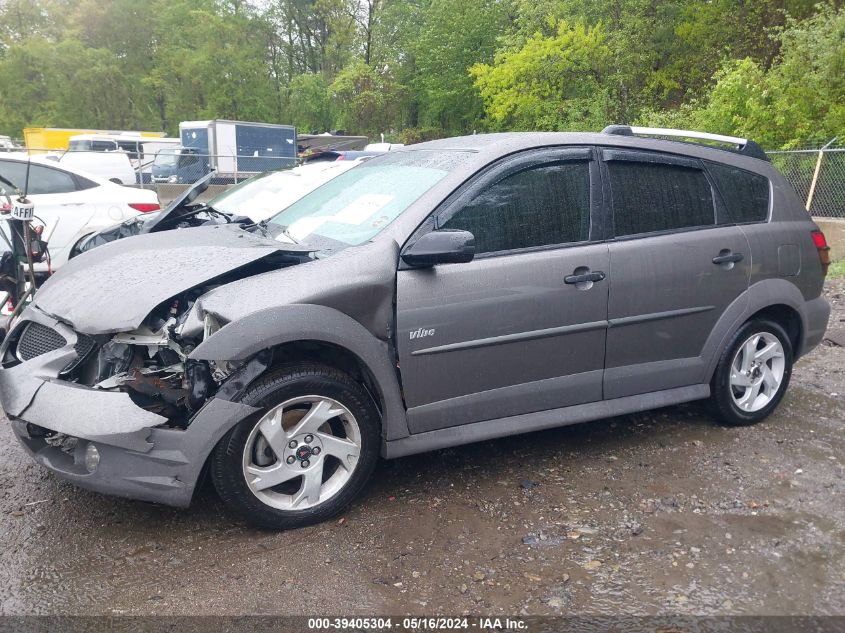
[{"left": 396, "top": 149, "right": 610, "bottom": 434}]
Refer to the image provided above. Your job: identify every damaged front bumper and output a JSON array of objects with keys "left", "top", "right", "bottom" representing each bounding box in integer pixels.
[{"left": 0, "top": 307, "right": 258, "bottom": 507}]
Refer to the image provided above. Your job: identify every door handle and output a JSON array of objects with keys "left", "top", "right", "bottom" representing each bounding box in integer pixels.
[
  {"left": 564, "top": 270, "right": 606, "bottom": 285},
  {"left": 712, "top": 251, "right": 744, "bottom": 265}
]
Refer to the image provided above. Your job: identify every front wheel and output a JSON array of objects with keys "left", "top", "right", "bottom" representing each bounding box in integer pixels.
[
  {"left": 210, "top": 363, "right": 381, "bottom": 530},
  {"left": 710, "top": 319, "right": 793, "bottom": 426}
]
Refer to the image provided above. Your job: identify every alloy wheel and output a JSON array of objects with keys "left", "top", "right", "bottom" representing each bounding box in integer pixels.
[
  {"left": 729, "top": 331, "right": 786, "bottom": 413},
  {"left": 241, "top": 396, "right": 362, "bottom": 511}
]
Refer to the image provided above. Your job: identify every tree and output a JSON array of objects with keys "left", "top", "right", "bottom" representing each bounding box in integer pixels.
[
  {"left": 0, "top": 0, "right": 841, "bottom": 147},
  {"left": 330, "top": 60, "right": 406, "bottom": 135},
  {"left": 288, "top": 73, "right": 334, "bottom": 132},
  {"left": 471, "top": 21, "right": 610, "bottom": 131},
  {"left": 414, "top": 0, "right": 514, "bottom": 134},
  {"left": 641, "top": 3, "right": 845, "bottom": 148}
]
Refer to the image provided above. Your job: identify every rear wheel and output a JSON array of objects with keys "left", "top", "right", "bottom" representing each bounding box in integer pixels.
[
  {"left": 710, "top": 319, "right": 793, "bottom": 426},
  {"left": 210, "top": 363, "right": 380, "bottom": 530}
]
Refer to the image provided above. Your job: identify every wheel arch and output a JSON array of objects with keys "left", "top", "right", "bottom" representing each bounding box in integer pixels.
[
  {"left": 190, "top": 304, "right": 410, "bottom": 442},
  {"left": 268, "top": 340, "right": 385, "bottom": 416},
  {"left": 704, "top": 278, "right": 809, "bottom": 382},
  {"left": 746, "top": 303, "right": 802, "bottom": 353}
]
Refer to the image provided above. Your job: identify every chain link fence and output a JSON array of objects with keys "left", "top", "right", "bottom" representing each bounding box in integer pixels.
[{"left": 767, "top": 147, "right": 845, "bottom": 218}]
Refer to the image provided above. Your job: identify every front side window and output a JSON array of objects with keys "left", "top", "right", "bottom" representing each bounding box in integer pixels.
[
  {"left": 267, "top": 150, "right": 472, "bottom": 250},
  {"left": 92, "top": 141, "right": 118, "bottom": 152},
  {"left": 608, "top": 160, "right": 715, "bottom": 237},
  {"left": 116, "top": 141, "right": 141, "bottom": 161},
  {"left": 181, "top": 153, "right": 200, "bottom": 167},
  {"left": 707, "top": 163, "right": 770, "bottom": 223},
  {"left": 438, "top": 160, "right": 591, "bottom": 254},
  {"left": 0, "top": 161, "right": 77, "bottom": 194}
]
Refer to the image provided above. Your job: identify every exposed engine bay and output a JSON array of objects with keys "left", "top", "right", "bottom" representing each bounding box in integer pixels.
[
  {"left": 16, "top": 249, "right": 310, "bottom": 428},
  {"left": 87, "top": 292, "right": 225, "bottom": 425}
]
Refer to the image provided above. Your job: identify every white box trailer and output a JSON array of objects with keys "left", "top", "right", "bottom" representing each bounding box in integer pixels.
[{"left": 172, "top": 120, "right": 297, "bottom": 183}]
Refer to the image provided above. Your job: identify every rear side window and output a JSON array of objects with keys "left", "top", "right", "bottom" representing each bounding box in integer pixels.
[
  {"left": 117, "top": 140, "right": 141, "bottom": 160},
  {"left": 27, "top": 165, "right": 78, "bottom": 194},
  {"left": 0, "top": 160, "right": 78, "bottom": 194},
  {"left": 707, "top": 163, "right": 770, "bottom": 223},
  {"left": 608, "top": 161, "right": 715, "bottom": 237},
  {"left": 439, "top": 161, "right": 591, "bottom": 254}
]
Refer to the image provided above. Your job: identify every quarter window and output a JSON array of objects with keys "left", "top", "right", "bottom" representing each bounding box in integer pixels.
[
  {"left": 707, "top": 163, "right": 770, "bottom": 223},
  {"left": 439, "top": 161, "right": 591, "bottom": 254},
  {"left": 607, "top": 161, "right": 715, "bottom": 237}
]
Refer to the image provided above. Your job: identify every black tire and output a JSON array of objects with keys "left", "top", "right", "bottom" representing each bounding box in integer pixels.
[
  {"left": 710, "top": 319, "right": 793, "bottom": 426},
  {"left": 210, "top": 362, "right": 381, "bottom": 530}
]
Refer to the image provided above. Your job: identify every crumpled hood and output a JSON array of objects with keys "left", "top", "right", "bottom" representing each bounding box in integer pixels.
[
  {"left": 194, "top": 238, "right": 400, "bottom": 341},
  {"left": 33, "top": 225, "right": 312, "bottom": 335}
]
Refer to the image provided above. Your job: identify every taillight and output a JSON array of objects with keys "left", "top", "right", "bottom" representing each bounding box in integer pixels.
[
  {"left": 811, "top": 230, "right": 830, "bottom": 276},
  {"left": 128, "top": 202, "right": 160, "bottom": 213}
]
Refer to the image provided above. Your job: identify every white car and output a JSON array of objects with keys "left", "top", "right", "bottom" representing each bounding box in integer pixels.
[
  {"left": 0, "top": 154, "right": 160, "bottom": 269},
  {"left": 211, "top": 159, "right": 364, "bottom": 223}
]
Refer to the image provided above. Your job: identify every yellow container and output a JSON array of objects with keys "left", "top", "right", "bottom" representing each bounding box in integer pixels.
[{"left": 23, "top": 128, "right": 164, "bottom": 153}]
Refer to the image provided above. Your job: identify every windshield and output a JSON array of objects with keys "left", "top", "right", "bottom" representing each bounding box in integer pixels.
[
  {"left": 210, "top": 161, "right": 358, "bottom": 221},
  {"left": 155, "top": 148, "right": 180, "bottom": 167},
  {"left": 266, "top": 151, "right": 470, "bottom": 250}
]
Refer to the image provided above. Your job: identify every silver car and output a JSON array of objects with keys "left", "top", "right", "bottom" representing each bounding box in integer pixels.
[{"left": 0, "top": 127, "right": 831, "bottom": 529}]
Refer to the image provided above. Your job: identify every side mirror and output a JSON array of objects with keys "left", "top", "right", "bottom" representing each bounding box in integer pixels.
[{"left": 401, "top": 229, "right": 475, "bottom": 268}]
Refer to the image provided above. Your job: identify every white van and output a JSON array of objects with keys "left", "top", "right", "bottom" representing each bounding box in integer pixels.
[
  {"left": 50, "top": 151, "right": 136, "bottom": 185},
  {"left": 67, "top": 133, "right": 179, "bottom": 183}
]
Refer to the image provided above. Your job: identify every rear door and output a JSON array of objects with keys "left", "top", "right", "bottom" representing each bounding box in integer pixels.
[
  {"left": 396, "top": 148, "right": 610, "bottom": 434},
  {"left": 600, "top": 149, "right": 751, "bottom": 399}
]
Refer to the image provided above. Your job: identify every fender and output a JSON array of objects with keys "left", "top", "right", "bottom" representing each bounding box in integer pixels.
[
  {"left": 702, "top": 277, "right": 823, "bottom": 380},
  {"left": 189, "top": 304, "right": 409, "bottom": 442}
]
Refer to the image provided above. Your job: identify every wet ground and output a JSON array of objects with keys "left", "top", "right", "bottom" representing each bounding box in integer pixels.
[{"left": 1, "top": 281, "right": 843, "bottom": 616}]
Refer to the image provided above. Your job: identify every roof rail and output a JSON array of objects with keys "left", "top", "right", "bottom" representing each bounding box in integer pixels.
[{"left": 601, "top": 125, "right": 769, "bottom": 162}]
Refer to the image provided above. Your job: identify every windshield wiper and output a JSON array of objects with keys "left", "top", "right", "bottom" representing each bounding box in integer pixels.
[{"left": 278, "top": 226, "right": 300, "bottom": 244}]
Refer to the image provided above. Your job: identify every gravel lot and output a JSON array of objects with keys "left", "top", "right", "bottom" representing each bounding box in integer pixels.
[{"left": 0, "top": 280, "right": 843, "bottom": 616}]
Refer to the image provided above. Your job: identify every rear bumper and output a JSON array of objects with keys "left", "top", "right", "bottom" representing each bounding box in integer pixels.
[{"left": 800, "top": 295, "right": 831, "bottom": 357}]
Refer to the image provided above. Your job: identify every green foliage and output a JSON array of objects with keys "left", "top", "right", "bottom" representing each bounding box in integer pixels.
[
  {"left": 413, "top": 0, "right": 513, "bottom": 134},
  {"left": 640, "top": 4, "right": 845, "bottom": 149},
  {"left": 471, "top": 21, "right": 610, "bottom": 131},
  {"left": 0, "top": 0, "right": 841, "bottom": 147},
  {"left": 397, "top": 126, "right": 446, "bottom": 145},
  {"left": 330, "top": 60, "right": 406, "bottom": 136},
  {"left": 829, "top": 257, "right": 845, "bottom": 278},
  {"left": 287, "top": 74, "right": 335, "bottom": 133}
]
